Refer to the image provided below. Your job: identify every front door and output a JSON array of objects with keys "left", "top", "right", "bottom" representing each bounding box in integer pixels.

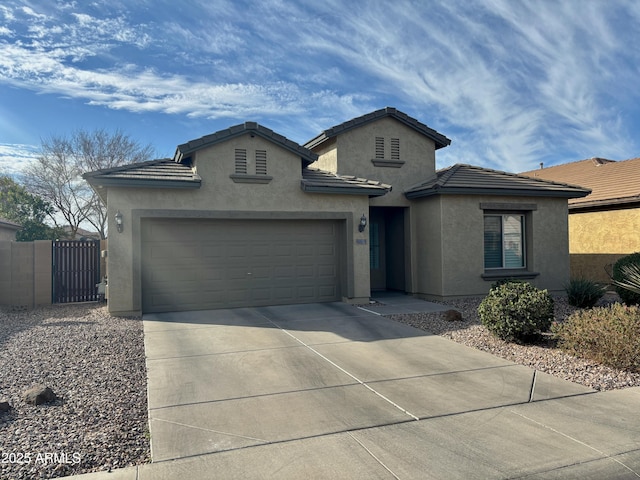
[
  {"left": 369, "top": 207, "right": 407, "bottom": 292},
  {"left": 369, "top": 209, "right": 386, "bottom": 291}
]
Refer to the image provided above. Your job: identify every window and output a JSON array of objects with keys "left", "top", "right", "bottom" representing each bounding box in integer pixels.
[
  {"left": 234, "top": 149, "right": 247, "bottom": 174},
  {"left": 484, "top": 214, "right": 525, "bottom": 269}
]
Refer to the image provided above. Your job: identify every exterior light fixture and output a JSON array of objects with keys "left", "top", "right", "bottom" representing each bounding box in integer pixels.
[
  {"left": 115, "top": 210, "right": 123, "bottom": 233},
  {"left": 358, "top": 213, "right": 367, "bottom": 232}
]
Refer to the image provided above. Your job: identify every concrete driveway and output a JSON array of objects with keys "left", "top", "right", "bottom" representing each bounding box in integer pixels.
[{"left": 129, "top": 301, "right": 640, "bottom": 479}]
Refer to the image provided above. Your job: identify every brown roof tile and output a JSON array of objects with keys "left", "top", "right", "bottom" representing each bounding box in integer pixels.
[
  {"left": 301, "top": 168, "right": 391, "bottom": 197},
  {"left": 405, "top": 164, "right": 590, "bottom": 200},
  {"left": 520, "top": 157, "right": 640, "bottom": 209},
  {"left": 83, "top": 159, "right": 202, "bottom": 188}
]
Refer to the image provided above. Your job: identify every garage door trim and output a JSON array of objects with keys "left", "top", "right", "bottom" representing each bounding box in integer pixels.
[{"left": 130, "top": 209, "right": 356, "bottom": 312}]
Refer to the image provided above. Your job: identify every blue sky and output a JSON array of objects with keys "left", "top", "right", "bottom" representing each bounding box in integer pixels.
[{"left": 1, "top": 0, "right": 639, "bottom": 178}]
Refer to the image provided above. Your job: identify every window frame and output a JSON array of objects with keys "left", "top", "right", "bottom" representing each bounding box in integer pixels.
[
  {"left": 483, "top": 213, "right": 526, "bottom": 270},
  {"left": 480, "top": 203, "right": 539, "bottom": 281}
]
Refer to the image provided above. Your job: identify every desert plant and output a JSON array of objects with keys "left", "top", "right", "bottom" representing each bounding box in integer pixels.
[
  {"left": 612, "top": 252, "right": 640, "bottom": 305},
  {"left": 564, "top": 278, "right": 607, "bottom": 308},
  {"left": 478, "top": 281, "right": 554, "bottom": 343},
  {"left": 613, "top": 263, "right": 640, "bottom": 296},
  {"left": 552, "top": 303, "right": 640, "bottom": 372}
]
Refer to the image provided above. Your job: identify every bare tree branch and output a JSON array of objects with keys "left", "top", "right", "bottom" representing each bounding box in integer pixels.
[{"left": 24, "top": 129, "right": 154, "bottom": 239}]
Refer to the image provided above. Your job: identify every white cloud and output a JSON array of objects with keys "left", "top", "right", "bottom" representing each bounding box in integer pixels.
[
  {"left": 0, "top": 0, "right": 638, "bottom": 171},
  {"left": 0, "top": 143, "right": 39, "bottom": 178}
]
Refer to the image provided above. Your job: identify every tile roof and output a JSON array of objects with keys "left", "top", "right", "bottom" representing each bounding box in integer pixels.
[
  {"left": 405, "top": 164, "right": 591, "bottom": 200},
  {"left": 176, "top": 122, "right": 318, "bottom": 165},
  {"left": 83, "top": 159, "right": 202, "bottom": 189},
  {"left": 304, "top": 107, "right": 451, "bottom": 150},
  {"left": 520, "top": 157, "right": 640, "bottom": 209},
  {"left": 301, "top": 168, "right": 391, "bottom": 197}
]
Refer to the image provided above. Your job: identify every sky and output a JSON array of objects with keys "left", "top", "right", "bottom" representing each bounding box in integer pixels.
[{"left": 1, "top": 0, "right": 640, "bottom": 179}]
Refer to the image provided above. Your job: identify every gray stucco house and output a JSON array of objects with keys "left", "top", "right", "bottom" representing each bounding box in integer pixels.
[{"left": 84, "top": 107, "right": 589, "bottom": 315}]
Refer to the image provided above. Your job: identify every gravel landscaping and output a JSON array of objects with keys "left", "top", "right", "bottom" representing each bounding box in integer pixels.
[
  {"left": 389, "top": 293, "right": 640, "bottom": 392},
  {"left": 0, "top": 303, "right": 149, "bottom": 480},
  {"left": 2, "top": 295, "right": 639, "bottom": 479}
]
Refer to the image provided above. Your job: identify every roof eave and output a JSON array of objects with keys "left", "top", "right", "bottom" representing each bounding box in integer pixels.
[
  {"left": 85, "top": 178, "right": 202, "bottom": 190},
  {"left": 300, "top": 182, "right": 390, "bottom": 197},
  {"left": 570, "top": 195, "right": 640, "bottom": 210},
  {"left": 405, "top": 187, "right": 590, "bottom": 200}
]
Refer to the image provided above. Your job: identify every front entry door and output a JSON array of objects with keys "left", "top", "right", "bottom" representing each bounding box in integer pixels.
[
  {"left": 369, "top": 207, "right": 407, "bottom": 292},
  {"left": 369, "top": 209, "right": 386, "bottom": 291}
]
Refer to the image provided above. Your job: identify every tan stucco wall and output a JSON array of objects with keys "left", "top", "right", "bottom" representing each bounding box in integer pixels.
[
  {"left": 412, "top": 197, "right": 443, "bottom": 296},
  {"left": 105, "top": 133, "right": 372, "bottom": 315},
  {"left": 312, "top": 117, "right": 437, "bottom": 207},
  {"left": 413, "top": 195, "right": 571, "bottom": 299},
  {"left": 568, "top": 206, "right": 640, "bottom": 282},
  {"left": 0, "top": 240, "right": 52, "bottom": 309},
  {"left": 569, "top": 208, "right": 640, "bottom": 254}
]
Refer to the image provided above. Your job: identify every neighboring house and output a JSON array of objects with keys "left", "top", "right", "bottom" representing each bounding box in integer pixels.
[
  {"left": 62, "top": 225, "right": 102, "bottom": 240},
  {"left": 521, "top": 157, "right": 640, "bottom": 283},
  {"left": 0, "top": 218, "right": 21, "bottom": 241},
  {"left": 84, "top": 107, "right": 589, "bottom": 315}
]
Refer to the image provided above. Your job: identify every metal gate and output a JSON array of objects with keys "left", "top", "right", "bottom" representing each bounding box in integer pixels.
[{"left": 52, "top": 240, "right": 101, "bottom": 303}]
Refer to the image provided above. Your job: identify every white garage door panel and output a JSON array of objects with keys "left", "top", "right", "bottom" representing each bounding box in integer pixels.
[{"left": 141, "top": 218, "right": 342, "bottom": 312}]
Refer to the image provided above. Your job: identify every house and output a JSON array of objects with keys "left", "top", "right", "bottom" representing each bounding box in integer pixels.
[
  {"left": 62, "top": 225, "right": 102, "bottom": 240},
  {"left": 0, "top": 218, "right": 21, "bottom": 241},
  {"left": 521, "top": 157, "right": 640, "bottom": 283},
  {"left": 84, "top": 108, "right": 589, "bottom": 315}
]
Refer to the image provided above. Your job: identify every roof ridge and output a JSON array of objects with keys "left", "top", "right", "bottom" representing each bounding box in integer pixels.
[
  {"left": 304, "top": 107, "right": 451, "bottom": 151},
  {"left": 520, "top": 157, "right": 618, "bottom": 174},
  {"left": 176, "top": 122, "right": 317, "bottom": 165}
]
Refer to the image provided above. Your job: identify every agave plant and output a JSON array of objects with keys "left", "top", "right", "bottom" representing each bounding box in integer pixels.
[{"left": 612, "top": 263, "right": 640, "bottom": 295}]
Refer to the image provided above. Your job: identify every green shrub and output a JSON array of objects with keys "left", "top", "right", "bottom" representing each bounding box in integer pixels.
[
  {"left": 478, "top": 281, "right": 554, "bottom": 343},
  {"left": 552, "top": 303, "right": 640, "bottom": 372},
  {"left": 564, "top": 278, "right": 607, "bottom": 308},
  {"left": 612, "top": 253, "right": 640, "bottom": 305},
  {"left": 490, "top": 278, "right": 524, "bottom": 291}
]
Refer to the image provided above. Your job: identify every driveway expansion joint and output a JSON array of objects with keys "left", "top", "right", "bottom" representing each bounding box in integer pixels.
[{"left": 263, "top": 314, "right": 421, "bottom": 421}]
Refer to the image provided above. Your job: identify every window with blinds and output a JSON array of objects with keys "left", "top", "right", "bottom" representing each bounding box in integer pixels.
[{"left": 484, "top": 214, "right": 525, "bottom": 269}]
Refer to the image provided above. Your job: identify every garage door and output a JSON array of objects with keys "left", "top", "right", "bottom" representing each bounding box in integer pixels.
[{"left": 141, "top": 218, "right": 342, "bottom": 312}]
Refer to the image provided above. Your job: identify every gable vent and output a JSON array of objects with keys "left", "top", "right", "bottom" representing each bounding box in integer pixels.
[
  {"left": 375, "top": 137, "right": 385, "bottom": 159},
  {"left": 235, "top": 149, "right": 247, "bottom": 174},
  {"left": 255, "top": 150, "right": 267, "bottom": 175},
  {"left": 391, "top": 138, "right": 400, "bottom": 160}
]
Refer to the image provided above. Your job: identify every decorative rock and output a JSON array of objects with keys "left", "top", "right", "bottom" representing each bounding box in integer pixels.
[
  {"left": 443, "top": 309, "right": 463, "bottom": 322},
  {"left": 0, "top": 400, "right": 11, "bottom": 413},
  {"left": 22, "top": 385, "right": 57, "bottom": 406}
]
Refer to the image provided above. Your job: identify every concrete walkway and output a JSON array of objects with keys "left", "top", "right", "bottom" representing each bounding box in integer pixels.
[{"left": 67, "top": 300, "right": 640, "bottom": 479}]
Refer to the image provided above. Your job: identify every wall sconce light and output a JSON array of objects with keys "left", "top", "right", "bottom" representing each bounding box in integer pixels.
[
  {"left": 115, "top": 210, "right": 123, "bottom": 233},
  {"left": 358, "top": 213, "right": 367, "bottom": 232}
]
